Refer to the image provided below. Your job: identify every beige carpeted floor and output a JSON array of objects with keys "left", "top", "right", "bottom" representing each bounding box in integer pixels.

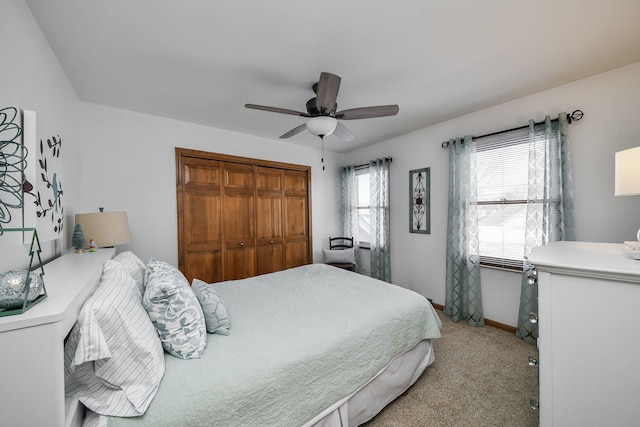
[{"left": 362, "top": 311, "right": 539, "bottom": 427}]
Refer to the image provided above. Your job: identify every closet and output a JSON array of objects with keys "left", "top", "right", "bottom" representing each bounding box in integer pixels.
[{"left": 175, "top": 148, "right": 312, "bottom": 284}]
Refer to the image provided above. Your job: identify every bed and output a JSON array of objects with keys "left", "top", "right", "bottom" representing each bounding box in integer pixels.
[{"left": 65, "top": 253, "right": 441, "bottom": 427}]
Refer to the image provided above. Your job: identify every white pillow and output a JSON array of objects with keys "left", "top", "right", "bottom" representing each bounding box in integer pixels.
[
  {"left": 144, "top": 260, "right": 207, "bottom": 359},
  {"left": 324, "top": 247, "right": 356, "bottom": 264},
  {"left": 113, "top": 251, "right": 146, "bottom": 297},
  {"left": 64, "top": 260, "right": 165, "bottom": 417}
]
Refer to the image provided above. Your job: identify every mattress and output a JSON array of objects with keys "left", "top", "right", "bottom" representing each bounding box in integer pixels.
[{"left": 103, "top": 264, "right": 441, "bottom": 427}]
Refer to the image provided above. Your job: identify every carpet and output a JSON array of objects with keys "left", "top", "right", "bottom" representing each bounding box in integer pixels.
[{"left": 363, "top": 311, "right": 539, "bottom": 427}]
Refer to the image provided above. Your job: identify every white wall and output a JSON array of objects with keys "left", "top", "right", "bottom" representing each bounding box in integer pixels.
[
  {"left": 343, "top": 62, "right": 640, "bottom": 326},
  {"left": 0, "top": 0, "right": 81, "bottom": 272},
  {"left": 78, "top": 103, "right": 340, "bottom": 266},
  {"left": 3, "top": 0, "right": 638, "bottom": 328},
  {"left": 2, "top": 0, "right": 339, "bottom": 276}
]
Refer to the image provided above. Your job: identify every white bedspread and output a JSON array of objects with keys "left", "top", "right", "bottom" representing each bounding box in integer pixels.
[{"left": 107, "top": 264, "right": 441, "bottom": 427}]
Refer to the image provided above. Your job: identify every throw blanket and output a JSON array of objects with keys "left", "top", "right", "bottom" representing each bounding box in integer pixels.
[{"left": 107, "top": 264, "right": 441, "bottom": 427}]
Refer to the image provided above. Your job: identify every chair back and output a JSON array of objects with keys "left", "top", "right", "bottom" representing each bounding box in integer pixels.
[{"left": 329, "top": 237, "right": 354, "bottom": 250}]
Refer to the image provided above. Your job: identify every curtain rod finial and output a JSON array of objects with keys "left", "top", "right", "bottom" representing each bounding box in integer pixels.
[{"left": 568, "top": 110, "right": 584, "bottom": 124}]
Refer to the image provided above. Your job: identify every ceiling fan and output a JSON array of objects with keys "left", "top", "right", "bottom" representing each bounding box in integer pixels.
[{"left": 245, "top": 72, "right": 399, "bottom": 142}]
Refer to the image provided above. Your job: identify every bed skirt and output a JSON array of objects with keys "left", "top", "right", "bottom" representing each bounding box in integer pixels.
[{"left": 306, "top": 339, "right": 434, "bottom": 427}]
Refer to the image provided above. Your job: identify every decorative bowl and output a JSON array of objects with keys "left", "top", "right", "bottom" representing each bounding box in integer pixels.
[
  {"left": 0, "top": 270, "right": 44, "bottom": 310},
  {"left": 624, "top": 247, "right": 640, "bottom": 260}
]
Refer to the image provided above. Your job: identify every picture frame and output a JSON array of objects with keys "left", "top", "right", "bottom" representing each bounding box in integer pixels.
[{"left": 409, "top": 167, "right": 430, "bottom": 234}]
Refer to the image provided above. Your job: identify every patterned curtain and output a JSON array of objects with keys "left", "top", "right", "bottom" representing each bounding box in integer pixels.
[
  {"left": 369, "top": 158, "right": 391, "bottom": 282},
  {"left": 516, "top": 114, "right": 575, "bottom": 343},
  {"left": 445, "top": 136, "right": 484, "bottom": 326},
  {"left": 340, "top": 165, "right": 360, "bottom": 272}
]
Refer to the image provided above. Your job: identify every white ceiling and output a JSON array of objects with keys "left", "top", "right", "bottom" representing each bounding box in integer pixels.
[{"left": 25, "top": 0, "right": 640, "bottom": 153}]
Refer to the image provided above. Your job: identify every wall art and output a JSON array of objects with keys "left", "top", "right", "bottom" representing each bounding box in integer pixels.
[
  {"left": 0, "top": 107, "right": 27, "bottom": 234},
  {"left": 409, "top": 167, "right": 430, "bottom": 234},
  {"left": 22, "top": 110, "right": 65, "bottom": 242}
]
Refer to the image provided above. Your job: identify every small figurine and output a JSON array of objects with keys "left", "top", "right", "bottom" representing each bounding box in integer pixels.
[{"left": 89, "top": 239, "right": 97, "bottom": 252}]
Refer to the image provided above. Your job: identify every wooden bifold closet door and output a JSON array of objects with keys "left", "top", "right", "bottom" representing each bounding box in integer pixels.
[{"left": 176, "top": 148, "right": 312, "bottom": 284}]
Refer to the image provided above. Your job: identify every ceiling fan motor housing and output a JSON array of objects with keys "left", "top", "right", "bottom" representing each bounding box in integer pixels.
[{"left": 306, "top": 98, "right": 337, "bottom": 117}]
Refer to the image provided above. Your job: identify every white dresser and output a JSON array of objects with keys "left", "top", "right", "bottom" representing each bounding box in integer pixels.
[
  {"left": 528, "top": 241, "right": 640, "bottom": 427},
  {"left": 0, "top": 249, "right": 114, "bottom": 427}
]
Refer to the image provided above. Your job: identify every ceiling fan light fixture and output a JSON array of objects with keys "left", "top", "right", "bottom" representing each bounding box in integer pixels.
[{"left": 306, "top": 116, "right": 337, "bottom": 137}]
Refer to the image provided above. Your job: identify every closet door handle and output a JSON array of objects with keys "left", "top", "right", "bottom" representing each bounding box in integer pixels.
[
  {"left": 269, "top": 240, "right": 275, "bottom": 244},
  {"left": 239, "top": 242, "right": 245, "bottom": 247}
]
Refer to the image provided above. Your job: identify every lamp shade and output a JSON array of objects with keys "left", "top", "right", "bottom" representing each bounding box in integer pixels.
[
  {"left": 74, "top": 211, "right": 131, "bottom": 248},
  {"left": 615, "top": 146, "right": 640, "bottom": 196},
  {"left": 306, "top": 116, "right": 337, "bottom": 137}
]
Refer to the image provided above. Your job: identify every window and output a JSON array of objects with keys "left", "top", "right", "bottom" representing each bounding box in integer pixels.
[
  {"left": 356, "top": 169, "right": 371, "bottom": 245},
  {"left": 475, "top": 128, "right": 531, "bottom": 270}
]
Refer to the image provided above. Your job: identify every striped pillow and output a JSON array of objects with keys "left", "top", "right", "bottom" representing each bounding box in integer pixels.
[
  {"left": 64, "top": 260, "right": 165, "bottom": 417},
  {"left": 113, "top": 251, "right": 146, "bottom": 298}
]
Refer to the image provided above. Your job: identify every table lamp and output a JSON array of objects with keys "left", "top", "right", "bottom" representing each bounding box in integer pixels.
[
  {"left": 615, "top": 146, "right": 640, "bottom": 241},
  {"left": 74, "top": 210, "right": 131, "bottom": 248}
]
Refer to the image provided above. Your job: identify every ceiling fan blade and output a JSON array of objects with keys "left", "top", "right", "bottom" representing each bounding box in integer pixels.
[
  {"left": 279, "top": 123, "right": 307, "bottom": 139},
  {"left": 335, "top": 104, "right": 399, "bottom": 120},
  {"left": 245, "top": 104, "right": 309, "bottom": 117},
  {"left": 315, "top": 72, "right": 341, "bottom": 113},
  {"left": 333, "top": 122, "right": 355, "bottom": 142}
]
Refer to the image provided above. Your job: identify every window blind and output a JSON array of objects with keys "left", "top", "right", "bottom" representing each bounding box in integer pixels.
[{"left": 475, "top": 126, "right": 543, "bottom": 269}]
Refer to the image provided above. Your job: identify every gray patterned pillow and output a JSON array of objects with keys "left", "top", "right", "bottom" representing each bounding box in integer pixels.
[
  {"left": 192, "top": 279, "right": 230, "bottom": 335},
  {"left": 143, "top": 260, "right": 207, "bottom": 359}
]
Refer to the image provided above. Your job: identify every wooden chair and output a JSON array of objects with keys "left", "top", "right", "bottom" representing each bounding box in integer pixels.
[{"left": 325, "top": 237, "right": 355, "bottom": 271}]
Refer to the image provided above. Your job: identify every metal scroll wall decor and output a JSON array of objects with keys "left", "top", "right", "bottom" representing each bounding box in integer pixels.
[
  {"left": 0, "top": 107, "right": 27, "bottom": 234},
  {"left": 0, "top": 107, "right": 48, "bottom": 317},
  {"left": 409, "top": 167, "right": 430, "bottom": 234}
]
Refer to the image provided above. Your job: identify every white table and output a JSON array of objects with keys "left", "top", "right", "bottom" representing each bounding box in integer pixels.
[{"left": 0, "top": 248, "right": 114, "bottom": 427}]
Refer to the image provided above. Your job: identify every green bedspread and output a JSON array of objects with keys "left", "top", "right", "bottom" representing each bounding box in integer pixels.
[{"left": 107, "top": 264, "right": 441, "bottom": 427}]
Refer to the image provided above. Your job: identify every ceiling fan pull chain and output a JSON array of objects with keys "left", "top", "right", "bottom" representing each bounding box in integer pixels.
[{"left": 321, "top": 136, "right": 325, "bottom": 171}]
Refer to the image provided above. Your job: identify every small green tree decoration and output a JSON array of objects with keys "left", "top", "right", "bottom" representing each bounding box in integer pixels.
[{"left": 72, "top": 223, "right": 86, "bottom": 253}]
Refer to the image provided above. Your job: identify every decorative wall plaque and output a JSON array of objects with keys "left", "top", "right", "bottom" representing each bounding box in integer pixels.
[{"left": 409, "top": 167, "right": 430, "bottom": 234}]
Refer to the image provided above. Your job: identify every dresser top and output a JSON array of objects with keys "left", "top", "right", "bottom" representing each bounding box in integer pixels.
[
  {"left": 0, "top": 248, "right": 114, "bottom": 333},
  {"left": 527, "top": 241, "right": 640, "bottom": 283}
]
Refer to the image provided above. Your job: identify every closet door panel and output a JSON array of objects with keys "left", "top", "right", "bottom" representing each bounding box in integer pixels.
[
  {"left": 184, "top": 193, "right": 221, "bottom": 248},
  {"left": 177, "top": 156, "right": 223, "bottom": 284},
  {"left": 256, "top": 167, "right": 284, "bottom": 274},
  {"left": 224, "top": 244, "right": 256, "bottom": 280},
  {"left": 185, "top": 252, "right": 222, "bottom": 284},
  {"left": 283, "top": 170, "right": 310, "bottom": 268},
  {"left": 284, "top": 240, "right": 309, "bottom": 269},
  {"left": 257, "top": 244, "right": 284, "bottom": 275},
  {"left": 223, "top": 162, "right": 256, "bottom": 280}
]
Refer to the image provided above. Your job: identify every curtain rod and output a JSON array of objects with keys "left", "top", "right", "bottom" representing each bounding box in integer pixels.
[
  {"left": 441, "top": 110, "right": 584, "bottom": 149},
  {"left": 354, "top": 157, "right": 393, "bottom": 170}
]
